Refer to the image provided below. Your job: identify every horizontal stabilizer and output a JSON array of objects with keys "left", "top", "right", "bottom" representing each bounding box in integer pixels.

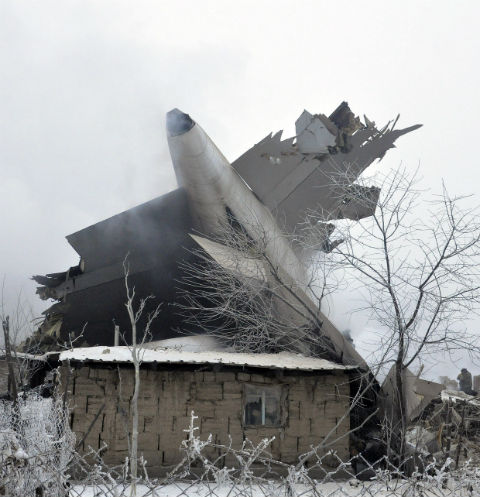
[{"left": 190, "top": 234, "right": 266, "bottom": 281}]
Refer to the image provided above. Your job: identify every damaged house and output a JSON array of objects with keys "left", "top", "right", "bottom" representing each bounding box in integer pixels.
[
  {"left": 59, "top": 338, "right": 355, "bottom": 476},
  {"left": 27, "top": 103, "right": 420, "bottom": 464}
]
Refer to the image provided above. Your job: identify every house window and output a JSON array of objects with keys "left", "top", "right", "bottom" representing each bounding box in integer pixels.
[{"left": 244, "top": 384, "right": 282, "bottom": 426}]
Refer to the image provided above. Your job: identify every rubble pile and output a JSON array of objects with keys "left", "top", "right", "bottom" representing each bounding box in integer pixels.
[{"left": 407, "top": 389, "right": 480, "bottom": 467}]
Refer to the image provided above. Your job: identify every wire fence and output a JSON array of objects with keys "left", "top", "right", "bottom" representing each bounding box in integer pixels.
[
  {"left": 2, "top": 395, "right": 480, "bottom": 497},
  {"left": 0, "top": 393, "right": 75, "bottom": 497}
]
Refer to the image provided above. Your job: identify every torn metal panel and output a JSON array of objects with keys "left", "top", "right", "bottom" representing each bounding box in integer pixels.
[
  {"left": 36, "top": 257, "right": 152, "bottom": 301},
  {"left": 32, "top": 265, "right": 83, "bottom": 297},
  {"left": 31, "top": 188, "right": 200, "bottom": 347},
  {"left": 32, "top": 257, "right": 200, "bottom": 348},
  {"left": 381, "top": 365, "right": 444, "bottom": 423},
  {"left": 295, "top": 110, "right": 337, "bottom": 154},
  {"left": 329, "top": 101, "right": 362, "bottom": 138},
  {"left": 232, "top": 102, "right": 421, "bottom": 233},
  {"left": 334, "top": 185, "right": 381, "bottom": 221}
]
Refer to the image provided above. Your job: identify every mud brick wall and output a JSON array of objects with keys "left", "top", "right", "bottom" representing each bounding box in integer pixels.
[
  {"left": 0, "top": 360, "right": 8, "bottom": 394},
  {"left": 59, "top": 363, "right": 350, "bottom": 475}
]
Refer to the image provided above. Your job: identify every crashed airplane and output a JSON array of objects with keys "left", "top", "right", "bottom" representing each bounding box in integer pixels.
[{"left": 31, "top": 102, "right": 420, "bottom": 366}]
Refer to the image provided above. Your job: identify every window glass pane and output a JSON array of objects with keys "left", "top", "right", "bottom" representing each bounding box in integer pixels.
[
  {"left": 264, "top": 389, "right": 280, "bottom": 425},
  {"left": 245, "top": 385, "right": 263, "bottom": 425},
  {"left": 245, "top": 397, "right": 262, "bottom": 425}
]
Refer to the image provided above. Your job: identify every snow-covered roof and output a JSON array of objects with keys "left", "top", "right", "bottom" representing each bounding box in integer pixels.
[
  {"left": 59, "top": 346, "right": 354, "bottom": 372},
  {"left": 143, "top": 335, "right": 226, "bottom": 352}
]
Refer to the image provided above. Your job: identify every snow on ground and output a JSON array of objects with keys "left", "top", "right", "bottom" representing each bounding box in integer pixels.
[{"left": 69, "top": 479, "right": 480, "bottom": 497}]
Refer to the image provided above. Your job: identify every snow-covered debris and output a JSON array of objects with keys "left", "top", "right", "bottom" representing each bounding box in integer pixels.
[{"left": 441, "top": 389, "right": 480, "bottom": 407}]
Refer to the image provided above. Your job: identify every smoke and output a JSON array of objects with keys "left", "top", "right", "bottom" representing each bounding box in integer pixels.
[
  {"left": 342, "top": 328, "right": 354, "bottom": 347},
  {"left": 0, "top": 1, "right": 242, "bottom": 321}
]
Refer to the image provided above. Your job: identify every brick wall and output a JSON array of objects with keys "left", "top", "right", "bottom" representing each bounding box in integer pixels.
[
  {"left": 60, "top": 363, "right": 350, "bottom": 475},
  {"left": 0, "top": 360, "right": 8, "bottom": 394}
]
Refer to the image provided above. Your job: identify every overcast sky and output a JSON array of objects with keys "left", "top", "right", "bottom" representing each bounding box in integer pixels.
[{"left": 1, "top": 0, "right": 479, "bottom": 379}]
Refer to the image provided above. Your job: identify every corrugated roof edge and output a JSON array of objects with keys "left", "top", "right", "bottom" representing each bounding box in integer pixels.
[{"left": 59, "top": 346, "right": 356, "bottom": 372}]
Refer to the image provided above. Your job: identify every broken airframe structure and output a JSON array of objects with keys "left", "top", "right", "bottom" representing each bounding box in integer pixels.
[{"left": 31, "top": 102, "right": 420, "bottom": 368}]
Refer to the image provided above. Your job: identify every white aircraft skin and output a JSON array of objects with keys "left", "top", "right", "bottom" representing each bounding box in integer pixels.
[
  {"left": 166, "top": 109, "right": 308, "bottom": 291},
  {"left": 166, "top": 109, "right": 366, "bottom": 367}
]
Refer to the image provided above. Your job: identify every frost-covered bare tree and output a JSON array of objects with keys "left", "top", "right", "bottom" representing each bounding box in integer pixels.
[
  {"left": 320, "top": 166, "right": 480, "bottom": 458},
  {"left": 0, "top": 281, "right": 38, "bottom": 351},
  {"left": 122, "top": 257, "right": 161, "bottom": 496},
  {"left": 178, "top": 164, "right": 480, "bottom": 463},
  {"left": 1, "top": 283, "right": 43, "bottom": 400},
  {"left": 178, "top": 218, "right": 344, "bottom": 360}
]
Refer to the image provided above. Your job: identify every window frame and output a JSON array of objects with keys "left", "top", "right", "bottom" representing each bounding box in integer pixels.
[{"left": 242, "top": 383, "right": 287, "bottom": 428}]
